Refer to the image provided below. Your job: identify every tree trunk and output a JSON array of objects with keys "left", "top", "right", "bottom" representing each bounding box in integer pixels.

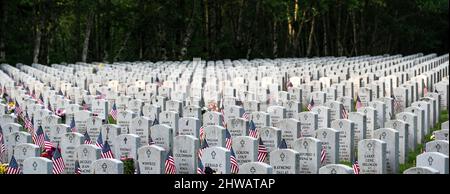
[
  {"left": 81, "top": 10, "right": 94, "bottom": 62},
  {"left": 33, "top": 6, "right": 43, "bottom": 64},
  {"left": 272, "top": 21, "right": 278, "bottom": 58},
  {"left": 352, "top": 11, "right": 358, "bottom": 56},
  {"left": 322, "top": 14, "right": 328, "bottom": 56},
  {"left": 180, "top": 0, "right": 196, "bottom": 59},
  {"left": 336, "top": 2, "right": 342, "bottom": 56},
  {"left": 203, "top": 0, "right": 209, "bottom": 56},
  {"left": 0, "top": 0, "right": 6, "bottom": 62},
  {"left": 114, "top": 31, "right": 132, "bottom": 62},
  {"left": 306, "top": 16, "right": 315, "bottom": 57}
]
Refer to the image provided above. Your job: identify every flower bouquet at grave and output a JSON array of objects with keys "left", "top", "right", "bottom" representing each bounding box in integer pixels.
[
  {"left": 120, "top": 157, "right": 135, "bottom": 174},
  {"left": 40, "top": 147, "right": 60, "bottom": 160},
  {"left": 0, "top": 163, "right": 7, "bottom": 174}
]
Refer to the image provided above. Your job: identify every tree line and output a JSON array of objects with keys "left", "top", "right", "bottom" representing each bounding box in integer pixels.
[{"left": 0, "top": 0, "right": 448, "bottom": 64}]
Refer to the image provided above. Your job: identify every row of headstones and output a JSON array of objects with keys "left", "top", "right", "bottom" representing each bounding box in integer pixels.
[
  {"left": 3, "top": 53, "right": 446, "bottom": 110},
  {"left": 14, "top": 135, "right": 448, "bottom": 174},
  {"left": 3, "top": 59, "right": 448, "bottom": 123},
  {"left": 1, "top": 95, "right": 447, "bottom": 168},
  {"left": 5, "top": 110, "right": 448, "bottom": 174}
]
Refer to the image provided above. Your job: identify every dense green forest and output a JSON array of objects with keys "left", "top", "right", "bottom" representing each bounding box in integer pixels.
[{"left": 0, "top": 0, "right": 448, "bottom": 64}]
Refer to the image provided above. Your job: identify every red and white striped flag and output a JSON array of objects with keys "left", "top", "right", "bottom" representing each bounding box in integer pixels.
[
  {"left": 52, "top": 146, "right": 65, "bottom": 174},
  {"left": 424, "top": 85, "right": 428, "bottom": 96},
  {"left": 230, "top": 147, "right": 239, "bottom": 174},
  {"left": 165, "top": 150, "right": 176, "bottom": 174},
  {"left": 6, "top": 155, "right": 21, "bottom": 174},
  {"left": 341, "top": 104, "right": 349, "bottom": 119},
  {"left": 352, "top": 160, "right": 360, "bottom": 174},
  {"left": 225, "top": 128, "right": 232, "bottom": 150},
  {"left": 199, "top": 126, "right": 205, "bottom": 142},
  {"left": 0, "top": 127, "right": 6, "bottom": 156},
  {"left": 101, "top": 141, "right": 114, "bottom": 159},
  {"left": 355, "top": 95, "right": 363, "bottom": 110},
  {"left": 75, "top": 160, "right": 81, "bottom": 174},
  {"left": 198, "top": 138, "right": 209, "bottom": 159},
  {"left": 307, "top": 98, "right": 315, "bottom": 111},
  {"left": 242, "top": 112, "right": 250, "bottom": 121},
  {"left": 44, "top": 133, "right": 53, "bottom": 152},
  {"left": 257, "top": 138, "right": 267, "bottom": 162},
  {"left": 320, "top": 145, "right": 327, "bottom": 164},
  {"left": 109, "top": 103, "right": 118, "bottom": 121},
  {"left": 248, "top": 120, "right": 258, "bottom": 138}
]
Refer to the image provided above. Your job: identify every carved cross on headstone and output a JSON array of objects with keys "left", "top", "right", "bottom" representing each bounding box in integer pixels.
[
  {"left": 428, "top": 156, "right": 434, "bottom": 166},
  {"left": 240, "top": 139, "right": 245, "bottom": 148},
  {"left": 303, "top": 141, "right": 309, "bottom": 149},
  {"left": 33, "top": 161, "right": 38, "bottom": 171},
  {"left": 102, "top": 163, "right": 108, "bottom": 172},
  {"left": 435, "top": 144, "right": 441, "bottom": 152},
  {"left": 211, "top": 151, "right": 216, "bottom": 159},
  {"left": 83, "top": 148, "right": 88, "bottom": 157},
  {"left": 146, "top": 149, "right": 151, "bottom": 158}
]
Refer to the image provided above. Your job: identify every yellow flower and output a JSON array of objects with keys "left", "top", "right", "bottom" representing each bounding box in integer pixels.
[{"left": 0, "top": 163, "right": 8, "bottom": 174}]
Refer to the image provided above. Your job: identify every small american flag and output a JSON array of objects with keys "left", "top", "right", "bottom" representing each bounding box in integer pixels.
[
  {"left": 392, "top": 95, "right": 401, "bottom": 112},
  {"left": 152, "top": 117, "right": 159, "bottom": 126},
  {"left": 352, "top": 160, "right": 360, "bottom": 174},
  {"left": 198, "top": 138, "right": 209, "bottom": 159},
  {"left": 286, "top": 81, "right": 293, "bottom": 90},
  {"left": 148, "top": 135, "right": 155, "bottom": 145},
  {"left": 341, "top": 104, "right": 349, "bottom": 119},
  {"left": 58, "top": 89, "right": 64, "bottom": 96},
  {"left": 24, "top": 113, "right": 34, "bottom": 135},
  {"left": 155, "top": 77, "right": 163, "bottom": 87},
  {"left": 95, "top": 90, "right": 106, "bottom": 99},
  {"left": 279, "top": 139, "right": 288, "bottom": 149},
  {"left": 70, "top": 117, "right": 77, "bottom": 132},
  {"left": 197, "top": 157, "right": 205, "bottom": 174},
  {"left": 14, "top": 99, "right": 23, "bottom": 118},
  {"left": 165, "top": 150, "right": 176, "bottom": 174},
  {"left": 225, "top": 128, "right": 232, "bottom": 150},
  {"left": 84, "top": 131, "right": 92, "bottom": 144},
  {"left": 230, "top": 147, "right": 239, "bottom": 174},
  {"left": 424, "top": 85, "right": 428, "bottom": 96},
  {"left": 320, "top": 145, "right": 327, "bottom": 164},
  {"left": 35, "top": 126, "right": 45, "bottom": 148},
  {"left": 109, "top": 103, "right": 118, "bottom": 121},
  {"left": 47, "top": 101, "right": 52, "bottom": 112},
  {"left": 81, "top": 99, "right": 89, "bottom": 111},
  {"left": 52, "top": 146, "right": 65, "bottom": 174},
  {"left": 199, "top": 126, "right": 205, "bottom": 141},
  {"left": 31, "top": 89, "right": 36, "bottom": 99},
  {"left": 38, "top": 93, "right": 44, "bottom": 105},
  {"left": 0, "top": 127, "right": 6, "bottom": 155},
  {"left": 96, "top": 131, "right": 104, "bottom": 149},
  {"left": 6, "top": 155, "right": 21, "bottom": 174},
  {"left": 257, "top": 137, "right": 268, "bottom": 162},
  {"left": 44, "top": 133, "right": 53, "bottom": 152},
  {"left": 248, "top": 120, "right": 258, "bottom": 138},
  {"left": 101, "top": 141, "right": 114, "bottom": 159},
  {"left": 307, "top": 98, "right": 315, "bottom": 111},
  {"left": 242, "top": 112, "right": 250, "bottom": 121},
  {"left": 220, "top": 96, "right": 226, "bottom": 127},
  {"left": 355, "top": 95, "right": 363, "bottom": 110},
  {"left": 75, "top": 160, "right": 81, "bottom": 174}
]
